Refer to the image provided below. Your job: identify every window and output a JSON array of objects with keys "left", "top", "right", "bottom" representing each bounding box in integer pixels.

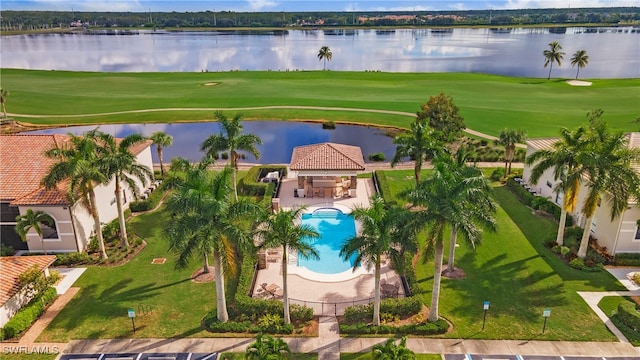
[
  {"left": 41, "top": 221, "right": 58, "bottom": 239},
  {"left": 635, "top": 224, "right": 640, "bottom": 240}
]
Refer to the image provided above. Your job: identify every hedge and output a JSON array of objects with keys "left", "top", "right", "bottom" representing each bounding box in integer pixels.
[
  {"left": 614, "top": 253, "right": 640, "bottom": 267},
  {"left": 238, "top": 165, "right": 287, "bottom": 196},
  {"left": 374, "top": 170, "right": 397, "bottom": 206},
  {"left": 617, "top": 301, "right": 640, "bottom": 332},
  {"left": 506, "top": 178, "right": 571, "bottom": 226},
  {"left": 0, "top": 287, "right": 57, "bottom": 340},
  {"left": 339, "top": 319, "right": 448, "bottom": 335},
  {"left": 54, "top": 252, "right": 92, "bottom": 266},
  {"left": 344, "top": 297, "right": 423, "bottom": 324}
]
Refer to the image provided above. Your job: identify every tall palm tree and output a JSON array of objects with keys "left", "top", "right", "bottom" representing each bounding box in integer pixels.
[
  {"left": 372, "top": 337, "right": 416, "bottom": 360},
  {"left": 201, "top": 111, "right": 262, "bottom": 201},
  {"left": 445, "top": 148, "right": 496, "bottom": 274},
  {"left": 317, "top": 45, "right": 332, "bottom": 70},
  {"left": 391, "top": 120, "right": 443, "bottom": 185},
  {"left": 543, "top": 41, "right": 565, "bottom": 80},
  {"left": 165, "top": 164, "right": 261, "bottom": 322},
  {"left": 496, "top": 129, "right": 526, "bottom": 176},
  {"left": 0, "top": 88, "right": 8, "bottom": 118},
  {"left": 245, "top": 333, "right": 291, "bottom": 360},
  {"left": 340, "top": 195, "right": 416, "bottom": 326},
  {"left": 526, "top": 126, "right": 589, "bottom": 246},
  {"left": 15, "top": 209, "right": 55, "bottom": 255},
  {"left": 96, "top": 132, "right": 153, "bottom": 248},
  {"left": 149, "top": 131, "right": 173, "bottom": 178},
  {"left": 256, "top": 206, "right": 320, "bottom": 325},
  {"left": 402, "top": 154, "right": 492, "bottom": 322},
  {"left": 42, "top": 129, "right": 109, "bottom": 259},
  {"left": 575, "top": 114, "right": 640, "bottom": 258},
  {"left": 570, "top": 49, "right": 589, "bottom": 79}
]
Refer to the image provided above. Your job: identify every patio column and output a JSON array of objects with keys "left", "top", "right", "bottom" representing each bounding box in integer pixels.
[
  {"left": 350, "top": 176, "right": 357, "bottom": 189},
  {"left": 297, "top": 176, "right": 305, "bottom": 188}
]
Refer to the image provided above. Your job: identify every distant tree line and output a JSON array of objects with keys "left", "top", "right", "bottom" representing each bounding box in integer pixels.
[{"left": 1, "top": 7, "right": 639, "bottom": 31}]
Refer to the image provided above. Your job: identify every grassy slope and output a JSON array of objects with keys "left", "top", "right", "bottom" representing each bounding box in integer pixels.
[{"left": 3, "top": 69, "right": 639, "bottom": 137}]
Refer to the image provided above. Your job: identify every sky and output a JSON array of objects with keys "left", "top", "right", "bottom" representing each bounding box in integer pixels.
[{"left": 1, "top": 0, "right": 638, "bottom": 13}]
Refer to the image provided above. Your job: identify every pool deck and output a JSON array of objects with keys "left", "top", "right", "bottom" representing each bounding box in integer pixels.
[{"left": 252, "top": 175, "right": 405, "bottom": 312}]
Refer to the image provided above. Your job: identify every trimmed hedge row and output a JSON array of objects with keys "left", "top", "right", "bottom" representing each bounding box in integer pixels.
[
  {"left": 374, "top": 170, "right": 397, "bottom": 206},
  {"left": 614, "top": 253, "right": 640, "bottom": 267},
  {"left": 0, "top": 287, "right": 57, "bottom": 340},
  {"left": 617, "top": 301, "right": 640, "bottom": 332},
  {"left": 344, "top": 297, "right": 422, "bottom": 324},
  {"left": 505, "top": 178, "right": 571, "bottom": 226},
  {"left": 238, "top": 165, "right": 287, "bottom": 196},
  {"left": 340, "top": 319, "right": 449, "bottom": 335}
]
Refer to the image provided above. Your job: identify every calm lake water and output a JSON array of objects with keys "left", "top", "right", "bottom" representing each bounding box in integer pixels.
[
  {"left": 26, "top": 121, "right": 398, "bottom": 164},
  {"left": 3, "top": 27, "right": 639, "bottom": 78}
]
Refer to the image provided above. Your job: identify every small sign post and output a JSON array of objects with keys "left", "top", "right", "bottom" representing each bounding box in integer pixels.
[
  {"left": 128, "top": 308, "right": 136, "bottom": 333},
  {"left": 482, "top": 301, "right": 490, "bottom": 331},
  {"left": 542, "top": 308, "right": 551, "bottom": 334}
]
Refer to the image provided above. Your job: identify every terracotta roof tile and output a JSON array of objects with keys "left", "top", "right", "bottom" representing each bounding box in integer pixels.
[
  {"left": 0, "top": 255, "right": 57, "bottom": 306},
  {"left": 290, "top": 143, "right": 365, "bottom": 171}
]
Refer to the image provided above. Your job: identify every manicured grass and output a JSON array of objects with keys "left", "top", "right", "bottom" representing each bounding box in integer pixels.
[
  {"left": 380, "top": 169, "right": 624, "bottom": 340},
  {"left": 37, "top": 206, "right": 218, "bottom": 341},
  {"left": 597, "top": 296, "right": 640, "bottom": 346},
  {"left": 3, "top": 69, "right": 639, "bottom": 137}
]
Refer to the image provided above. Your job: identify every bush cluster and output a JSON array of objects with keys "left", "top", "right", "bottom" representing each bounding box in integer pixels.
[
  {"left": 238, "top": 166, "right": 287, "bottom": 196},
  {"left": 374, "top": 170, "right": 397, "bottom": 206},
  {"left": 130, "top": 185, "right": 165, "bottom": 212},
  {"left": 203, "top": 313, "right": 294, "bottom": 334},
  {"left": 322, "top": 120, "right": 336, "bottom": 129},
  {"left": 0, "top": 287, "right": 57, "bottom": 340},
  {"left": 339, "top": 319, "right": 448, "bottom": 335},
  {"left": 54, "top": 252, "right": 92, "bottom": 266},
  {"left": 616, "top": 301, "right": 640, "bottom": 332},
  {"left": 506, "top": 178, "right": 572, "bottom": 226},
  {"left": 1, "top": 243, "right": 16, "bottom": 256},
  {"left": 569, "top": 258, "right": 604, "bottom": 272},
  {"left": 343, "top": 297, "right": 422, "bottom": 324},
  {"left": 368, "top": 152, "right": 386, "bottom": 162}
]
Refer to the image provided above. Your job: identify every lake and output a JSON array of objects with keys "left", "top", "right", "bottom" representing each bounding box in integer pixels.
[
  {"left": 25, "top": 121, "right": 399, "bottom": 164},
  {"left": 2, "top": 27, "right": 638, "bottom": 78}
]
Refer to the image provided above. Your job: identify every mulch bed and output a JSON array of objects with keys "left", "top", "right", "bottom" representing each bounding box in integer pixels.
[
  {"left": 441, "top": 267, "right": 467, "bottom": 279},
  {"left": 191, "top": 266, "right": 215, "bottom": 283}
]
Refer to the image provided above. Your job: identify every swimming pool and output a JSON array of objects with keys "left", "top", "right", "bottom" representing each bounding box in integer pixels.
[{"left": 297, "top": 208, "right": 358, "bottom": 274}]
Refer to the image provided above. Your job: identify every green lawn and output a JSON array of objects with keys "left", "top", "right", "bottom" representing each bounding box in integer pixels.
[{"left": 3, "top": 69, "right": 639, "bottom": 137}]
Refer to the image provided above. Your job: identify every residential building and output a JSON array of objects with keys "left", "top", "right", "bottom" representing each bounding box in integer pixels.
[
  {"left": 0, "top": 134, "right": 153, "bottom": 253},
  {"left": 522, "top": 133, "right": 640, "bottom": 255}
]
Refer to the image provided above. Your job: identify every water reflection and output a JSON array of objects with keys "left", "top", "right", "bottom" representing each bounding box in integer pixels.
[
  {"left": 2, "top": 28, "right": 637, "bottom": 78},
  {"left": 25, "top": 121, "right": 399, "bottom": 164}
]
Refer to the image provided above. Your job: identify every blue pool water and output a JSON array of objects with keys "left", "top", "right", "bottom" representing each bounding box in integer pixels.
[{"left": 298, "top": 209, "right": 358, "bottom": 274}]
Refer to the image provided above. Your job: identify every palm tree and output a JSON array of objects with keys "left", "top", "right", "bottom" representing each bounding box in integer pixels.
[
  {"left": 402, "top": 154, "right": 493, "bottom": 322},
  {"left": 496, "top": 129, "right": 526, "bottom": 176},
  {"left": 340, "top": 195, "right": 416, "bottom": 326},
  {"left": 42, "top": 129, "right": 109, "bottom": 259},
  {"left": 543, "top": 41, "right": 565, "bottom": 80},
  {"left": 445, "top": 148, "right": 497, "bottom": 274},
  {"left": 256, "top": 206, "right": 320, "bottom": 325},
  {"left": 372, "top": 337, "right": 416, "bottom": 360},
  {"left": 575, "top": 114, "right": 640, "bottom": 258},
  {"left": 570, "top": 49, "right": 589, "bottom": 79},
  {"left": 0, "top": 88, "right": 8, "bottom": 118},
  {"left": 245, "top": 333, "right": 290, "bottom": 360},
  {"left": 165, "top": 164, "right": 261, "bottom": 322},
  {"left": 15, "top": 209, "right": 55, "bottom": 255},
  {"left": 317, "top": 45, "right": 332, "bottom": 70},
  {"left": 391, "top": 120, "right": 443, "bottom": 185},
  {"left": 526, "top": 126, "right": 589, "bottom": 246},
  {"left": 96, "top": 132, "right": 153, "bottom": 248},
  {"left": 149, "top": 131, "right": 173, "bottom": 178},
  {"left": 201, "top": 111, "right": 262, "bottom": 201}
]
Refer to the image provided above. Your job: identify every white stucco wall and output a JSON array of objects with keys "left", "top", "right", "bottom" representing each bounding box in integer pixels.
[
  {"left": 0, "top": 289, "right": 31, "bottom": 328},
  {"left": 18, "top": 205, "right": 78, "bottom": 253}
]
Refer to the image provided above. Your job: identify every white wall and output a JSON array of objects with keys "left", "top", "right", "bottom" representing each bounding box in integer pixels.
[{"left": 18, "top": 205, "right": 78, "bottom": 253}]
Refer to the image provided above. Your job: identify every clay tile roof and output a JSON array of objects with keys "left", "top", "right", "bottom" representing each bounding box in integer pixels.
[
  {"left": 290, "top": 143, "right": 365, "bottom": 171},
  {"left": 0, "top": 135, "right": 68, "bottom": 203},
  {"left": 526, "top": 137, "right": 559, "bottom": 151},
  {"left": 0, "top": 255, "right": 57, "bottom": 306}
]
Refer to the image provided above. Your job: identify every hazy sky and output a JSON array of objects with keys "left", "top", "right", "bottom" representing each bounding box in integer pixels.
[{"left": 2, "top": 0, "right": 637, "bottom": 12}]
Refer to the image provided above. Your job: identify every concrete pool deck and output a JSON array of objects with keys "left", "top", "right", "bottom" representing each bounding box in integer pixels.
[{"left": 253, "top": 175, "right": 405, "bottom": 314}]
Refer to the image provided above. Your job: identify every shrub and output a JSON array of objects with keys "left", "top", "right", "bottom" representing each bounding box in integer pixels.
[
  {"left": 1, "top": 243, "right": 16, "bottom": 256},
  {"left": 344, "top": 297, "right": 422, "bottom": 324},
  {"left": 569, "top": 257, "right": 604, "bottom": 272},
  {"left": 54, "top": 252, "right": 91, "bottom": 266},
  {"left": 339, "top": 319, "right": 448, "bottom": 335},
  {"left": 289, "top": 304, "right": 313, "bottom": 323},
  {"left": 614, "top": 253, "right": 640, "bottom": 266},
  {"left": 0, "top": 287, "right": 57, "bottom": 340},
  {"left": 617, "top": 301, "right": 640, "bottom": 332},
  {"left": 344, "top": 304, "right": 372, "bottom": 324},
  {"left": 237, "top": 165, "right": 287, "bottom": 196},
  {"left": 490, "top": 167, "right": 505, "bottom": 181},
  {"left": 368, "top": 152, "right": 386, "bottom": 162},
  {"left": 322, "top": 120, "right": 336, "bottom": 129},
  {"left": 560, "top": 246, "right": 571, "bottom": 257},
  {"left": 632, "top": 272, "right": 640, "bottom": 285}
]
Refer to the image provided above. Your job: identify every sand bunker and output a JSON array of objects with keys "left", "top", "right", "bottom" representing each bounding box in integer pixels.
[
  {"left": 204, "top": 82, "right": 219, "bottom": 86},
  {"left": 566, "top": 80, "right": 592, "bottom": 86}
]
